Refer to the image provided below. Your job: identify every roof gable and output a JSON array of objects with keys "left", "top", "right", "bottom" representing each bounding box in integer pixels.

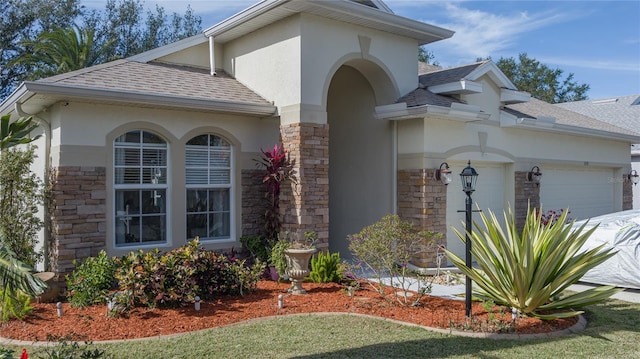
[{"left": 204, "top": 0, "right": 453, "bottom": 45}]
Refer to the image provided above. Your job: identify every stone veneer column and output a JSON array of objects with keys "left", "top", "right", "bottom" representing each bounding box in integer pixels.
[
  {"left": 514, "top": 171, "right": 540, "bottom": 230},
  {"left": 623, "top": 180, "right": 633, "bottom": 210},
  {"left": 279, "top": 123, "right": 329, "bottom": 250},
  {"left": 397, "top": 168, "right": 447, "bottom": 268},
  {"left": 49, "top": 167, "right": 106, "bottom": 280},
  {"left": 241, "top": 169, "right": 267, "bottom": 237}
]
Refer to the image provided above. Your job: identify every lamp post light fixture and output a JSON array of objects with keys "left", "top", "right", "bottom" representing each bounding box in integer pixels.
[
  {"left": 460, "top": 160, "right": 478, "bottom": 317},
  {"left": 527, "top": 166, "right": 542, "bottom": 186},
  {"left": 435, "top": 162, "right": 453, "bottom": 185},
  {"left": 627, "top": 170, "right": 640, "bottom": 186}
]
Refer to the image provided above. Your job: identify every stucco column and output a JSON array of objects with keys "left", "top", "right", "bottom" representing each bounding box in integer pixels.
[
  {"left": 514, "top": 171, "right": 540, "bottom": 230},
  {"left": 279, "top": 122, "right": 330, "bottom": 250},
  {"left": 397, "top": 168, "right": 447, "bottom": 268}
]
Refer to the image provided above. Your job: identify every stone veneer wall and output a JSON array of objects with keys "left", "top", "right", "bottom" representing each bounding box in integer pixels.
[
  {"left": 48, "top": 167, "right": 106, "bottom": 280},
  {"left": 279, "top": 123, "right": 330, "bottom": 250},
  {"left": 514, "top": 171, "right": 540, "bottom": 230},
  {"left": 397, "top": 168, "right": 448, "bottom": 268},
  {"left": 623, "top": 180, "right": 633, "bottom": 210},
  {"left": 241, "top": 169, "right": 267, "bottom": 237}
]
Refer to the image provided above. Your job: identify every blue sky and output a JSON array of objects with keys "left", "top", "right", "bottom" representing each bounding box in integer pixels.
[{"left": 83, "top": 0, "right": 640, "bottom": 100}]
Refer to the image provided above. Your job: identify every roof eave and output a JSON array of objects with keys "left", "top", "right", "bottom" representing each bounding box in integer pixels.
[
  {"left": 375, "top": 102, "right": 490, "bottom": 122},
  {"left": 13, "top": 82, "right": 277, "bottom": 117},
  {"left": 500, "top": 111, "right": 640, "bottom": 143},
  {"left": 204, "top": 0, "right": 454, "bottom": 45}
]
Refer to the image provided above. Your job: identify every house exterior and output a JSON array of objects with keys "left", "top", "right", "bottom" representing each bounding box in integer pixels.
[
  {"left": 1, "top": 0, "right": 638, "bottom": 276},
  {"left": 557, "top": 95, "right": 640, "bottom": 208}
]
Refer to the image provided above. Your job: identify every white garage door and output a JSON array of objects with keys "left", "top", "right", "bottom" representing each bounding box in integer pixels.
[
  {"left": 540, "top": 166, "right": 615, "bottom": 221},
  {"left": 446, "top": 161, "right": 508, "bottom": 259}
]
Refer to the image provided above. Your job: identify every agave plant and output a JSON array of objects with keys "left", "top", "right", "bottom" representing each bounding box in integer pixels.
[{"left": 447, "top": 206, "right": 622, "bottom": 319}]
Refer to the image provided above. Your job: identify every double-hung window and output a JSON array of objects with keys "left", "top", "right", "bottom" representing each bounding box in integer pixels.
[
  {"left": 185, "top": 134, "right": 232, "bottom": 241},
  {"left": 114, "top": 130, "right": 168, "bottom": 246}
]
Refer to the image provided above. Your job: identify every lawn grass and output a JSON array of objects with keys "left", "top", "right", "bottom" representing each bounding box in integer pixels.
[{"left": 7, "top": 298, "right": 639, "bottom": 359}]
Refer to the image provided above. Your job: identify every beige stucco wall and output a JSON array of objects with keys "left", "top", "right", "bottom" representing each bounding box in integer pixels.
[
  {"left": 157, "top": 41, "right": 211, "bottom": 70},
  {"left": 46, "top": 102, "right": 280, "bottom": 257}
]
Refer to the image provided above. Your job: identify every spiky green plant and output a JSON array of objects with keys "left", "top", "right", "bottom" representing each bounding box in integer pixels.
[{"left": 447, "top": 206, "right": 622, "bottom": 319}]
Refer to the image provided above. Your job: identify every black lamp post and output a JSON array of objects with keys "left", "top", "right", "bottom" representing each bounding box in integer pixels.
[{"left": 460, "top": 160, "right": 478, "bottom": 317}]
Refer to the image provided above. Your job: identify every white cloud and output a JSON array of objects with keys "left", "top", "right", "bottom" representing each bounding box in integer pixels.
[{"left": 409, "top": 2, "right": 575, "bottom": 66}]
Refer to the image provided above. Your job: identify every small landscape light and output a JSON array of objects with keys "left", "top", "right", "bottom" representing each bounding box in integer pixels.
[
  {"left": 195, "top": 296, "right": 201, "bottom": 311},
  {"left": 278, "top": 294, "right": 284, "bottom": 309},
  {"left": 56, "top": 302, "right": 63, "bottom": 317}
]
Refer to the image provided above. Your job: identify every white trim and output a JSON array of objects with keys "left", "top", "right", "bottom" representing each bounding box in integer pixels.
[
  {"left": 375, "top": 102, "right": 490, "bottom": 122},
  {"left": 16, "top": 82, "right": 276, "bottom": 117},
  {"left": 499, "top": 110, "right": 640, "bottom": 142},
  {"left": 428, "top": 80, "right": 482, "bottom": 95},
  {"left": 466, "top": 61, "right": 518, "bottom": 90},
  {"left": 500, "top": 88, "right": 530, "bottom": 104},
  {"left": 208, "top": 36, "right": 217, "bottom": 76}
]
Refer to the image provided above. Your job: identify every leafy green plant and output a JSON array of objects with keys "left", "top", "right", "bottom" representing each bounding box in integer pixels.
[
  {"left": 0, "top": 146, "right": 45, "bottom": 267},
  {"left": 40, "top": 334, "right": 111, "bottom": 359},
  {"left": 0, "top": 289, "right": 33, "bottom": 321},
  {"left": 0, "top": 347, "right": 14, "bottom": 359},
  {"left": 66, "top": 251, "right": 116, "bottom": 308},
  {"left": 348, "top": 214, "right": 441, "bottom": 306},
  {"left": 308, "top": 251, "right": 342, "bottom": 283},
  {"left": 270, "top": 236, "right": 290, "bottom": 278},
  {"left": 447, "top": 206, "right": 622, "bottom": 319},
  {"left": 114, "top": 239, "right": 264, "bottom": 308},
  {"left": 240, "top": 235, "right": 271, "bottom": 264}
]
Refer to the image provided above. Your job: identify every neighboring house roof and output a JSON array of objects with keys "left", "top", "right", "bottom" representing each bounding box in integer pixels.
[
  {"left": 556, "top": 95, "right": 640, "bottom": 132},
  {"left": 504, "top": 98, "right": 640, "bottom": 140},
  {"left": 1, "top": 59, "right": 276, "bottom": 117}
]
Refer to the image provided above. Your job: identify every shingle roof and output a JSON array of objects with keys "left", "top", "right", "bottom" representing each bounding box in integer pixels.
[
  {"left": 397, "top": 88, "right": 462, "bottom": 108},
  {"left": 37, "top": 59, "right": 272, "bottom": 106},
  {"left": 418, "top": 61, "right": 485, "bottom": 87},
  {"left": 556, "top": 95, "right": 640, "bottom": 132},
  {"left": 505, "top": 98, "right": 639, "bottom": 136}
]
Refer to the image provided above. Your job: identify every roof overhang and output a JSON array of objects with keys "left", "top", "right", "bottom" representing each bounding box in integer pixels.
[
  {"left": 428, "top": 80, "right": 483, "bottom": 95},
  {"left": 204, "top": 0, "right": 454, "bottom": 45},
  {"left": 500, "top": 88, "right": 530, "bottom": 104},
  {"left": 0, "top": 82, "right": 277, "bottom": 117},
  {"left": 375, "top": 102, "right": 490, "bottom": 122},
  {"left": 499, "top": 110, "right": 640, "bottom": 143}
]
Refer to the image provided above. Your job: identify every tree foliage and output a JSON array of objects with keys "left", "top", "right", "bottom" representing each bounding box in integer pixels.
[
  {"left": 1, "top": 0, "right": 202, "bottom": 100},
  {"left": 491, "top": 53, "right": 589, "bottom": 103},
  {"left": 418, "top": 46, "right": 439, "bottom": 66},
  {"left": 0, "top": 0, "right": 81, "bottom": 99}
]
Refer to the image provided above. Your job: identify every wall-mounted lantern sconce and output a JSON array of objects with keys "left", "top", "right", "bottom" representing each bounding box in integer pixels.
[
  {"left": 527, "top": 166, "right": 542, "bottom": 186},
  {"left": 627, "top": 170, "right": 640, "bottom": 186},
  {"left": 435, "top": 162, "right": 453, "bottom": 185}
]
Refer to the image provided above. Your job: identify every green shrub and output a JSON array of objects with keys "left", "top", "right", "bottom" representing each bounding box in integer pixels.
[
  {"left": 0, "top": 348, "right": 14, "bottom": 359},
  {"left": 0, "top": 146, "right": 44, "bottom": 267},
  {"left": 66, "top": 250, "right": 116, "bottom": 308},
  {"left": 114, "top": 239, "right": 265, "bottom": 308},
  {"left": 447, "top": 206, "right": 622, "bottom": 319},
  {"left": 0, "top": 290, "right": 33, "bottom": 321},
  {"left": 40, "top": 334, "right": 112, "bottom": 359},
  {"left": 240, "top": 235, "right": 271, "bottom": 264},
  {"left": 348, "top": 214, "right": 440, "bottom": 305},
  {"left": 308, "top": 251, "right": 342, "bottom": 283}
]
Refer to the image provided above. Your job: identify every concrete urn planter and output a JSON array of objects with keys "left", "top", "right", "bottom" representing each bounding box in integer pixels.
[{"left": 284, "top": 248, "right": 317, "bottom": 294}]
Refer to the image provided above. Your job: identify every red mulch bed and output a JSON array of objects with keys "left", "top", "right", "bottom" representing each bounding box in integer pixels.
[{"left": 0, "top": 281, "right": 577, "bottom": 342}]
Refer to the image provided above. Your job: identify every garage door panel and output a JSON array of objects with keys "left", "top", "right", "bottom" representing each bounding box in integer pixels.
[{"left": 541, "top": 168, "right": 614, "bottom": 221}]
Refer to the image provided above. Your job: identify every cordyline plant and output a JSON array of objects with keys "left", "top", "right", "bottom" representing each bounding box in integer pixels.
[
  {"left": 447, "top": 206, "right": 622, "bottom": 320},
  {"left": 254, "top": 143, "right": 296, "bottom": 242}
]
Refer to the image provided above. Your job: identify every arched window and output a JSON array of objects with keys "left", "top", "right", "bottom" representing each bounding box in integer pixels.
[
  {"left": 114, "top": 130, "right": 168, "bottom": 246},
  {"left": 185, "top": 134, "right": 232, "bottom": 240}
]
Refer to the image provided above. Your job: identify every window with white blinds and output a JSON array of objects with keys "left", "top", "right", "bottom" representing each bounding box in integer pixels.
[
  {"left": 185, "top": 134, "right": 232, "bottom": 240},
  {"left": 114, "top": 130, "right": 168, "bottom": 246}
]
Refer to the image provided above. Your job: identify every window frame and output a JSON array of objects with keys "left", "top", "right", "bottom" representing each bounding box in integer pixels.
[
  {"left": 185, "top": 133, "right": 234, "bottom": 242},
  {"left": 113, "top": 129, "right": 170, "bottom": 248}
]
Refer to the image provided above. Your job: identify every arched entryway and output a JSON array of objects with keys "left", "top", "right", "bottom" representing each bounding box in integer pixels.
[{"left": 327, "top": 63, "right": 396, "bottom": 260}]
